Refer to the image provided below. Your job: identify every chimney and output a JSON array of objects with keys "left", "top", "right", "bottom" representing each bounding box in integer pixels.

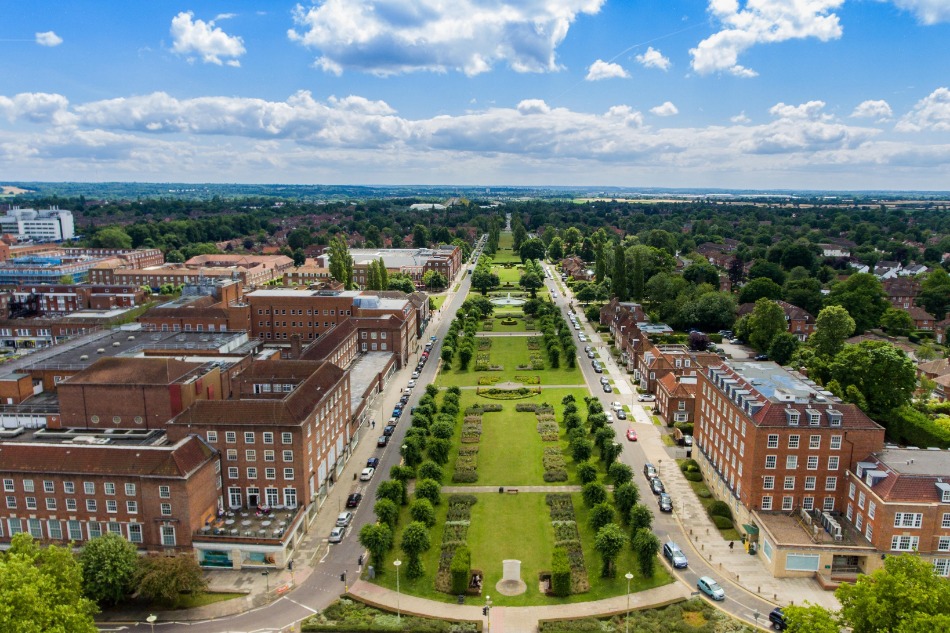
[{"left": 290, "top": 334, "right": 302, "bottom": 359}]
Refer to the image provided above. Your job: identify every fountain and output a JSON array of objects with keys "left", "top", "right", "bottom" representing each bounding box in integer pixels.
[{"left": 490, "top": 292, "right": 526, "bottom": 306}]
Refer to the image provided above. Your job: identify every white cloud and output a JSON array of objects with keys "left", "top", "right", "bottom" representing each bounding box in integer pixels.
[
  {"left": 650, "top": 102, "right": 679, "bottom": 117},
  {"left": 883, "top": 0, "right": 950, "bottom": 25},
  {"left": 768, "top": 101, "right": 832, "bottom": 121},
  {"left": 635, "top": 47, "right": 670, "bottom": 71},
  {"left": 170, "top": 11, "right": 246, "bottom": 67},
  {"left": 35, "top": 31, "right": 63, "bottom": 47},
  {"left": 731, "top": 111, "right": 751, "bottom": 124},
  {"left": 287, "top": 0, "right": 606, "bottom": 76},
  {"left": 585, "top": 60, "right": 629, "bottom": 81},
  {"left": 690, "top": 0, "right": 844, "bottom": 77},
  {"left": 851, "top": 100, "right": 893, "bottom": 121},
  {"left": 896, "top": 87, "right": 950, "bottom": 132}
]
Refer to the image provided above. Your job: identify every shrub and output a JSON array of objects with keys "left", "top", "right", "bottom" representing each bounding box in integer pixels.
[
  {"left": 708, "top": 500, "right": 733, "bottom": 520},
  {"left": 450, "top": 545, "right": 471, "bottom": 595},
  {"left": 582, "top": 482, "right": 608, "bottom": 508},
  {"left": 417, "top": 461, "right": 444, "bottom": 484},
  {"left": 712, "top": 515, "right": 734, "bottom": 530},
  {"left": 608, "top": 462, "right": 633, "bottom": 486},
  {"left": 576, "top": 461, "right": 598, "bottom": 484},
  {"left": 680, "top": 459, "right": 700, "bottom": 472},
  {"left": 684, "top": 471, "right": 704, "bottom": 482},
  {"left": 550, "top": 547, "right": 571, "bottom": 597}
]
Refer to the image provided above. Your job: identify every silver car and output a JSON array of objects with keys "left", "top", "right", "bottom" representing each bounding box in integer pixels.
[{"left": 328, "top": 526, "right": 345, "bottom": 543}]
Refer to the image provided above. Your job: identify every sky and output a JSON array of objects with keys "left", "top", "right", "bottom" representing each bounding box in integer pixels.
[{"left": 2, "top": 1, "right": 950, "bottom": 191}]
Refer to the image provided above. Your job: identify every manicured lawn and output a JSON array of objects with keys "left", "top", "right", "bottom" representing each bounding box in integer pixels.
[
  {"left": 491, "top": 232, "right": 522, "bottom": 264},
  {"left": 436, "top": 336, "right": 584, "bottom": 388},
  {"left": 494, "top": 265, "right": 523, "bottom": 284},
  {"left": 675, "top": 460, "right": 743, "bottom": 542},
  {"left": 430, "top": 295, "right": 447, "bottom": 310}
]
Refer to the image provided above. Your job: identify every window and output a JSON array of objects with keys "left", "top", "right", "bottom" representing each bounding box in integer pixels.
[
  {"left": 86, "top": 499, "right": 97, "bottom": 512},
  {"left": 823, "top": 497, "right": 835, "bottom": 511},
  {"left": 283, "top": 468, "right": 294, "bottom": 480},
  {"left": 943, "top": 513, "right": 950, "bottom": 529},
  {"left": 849, "top": 482, "right": 856, "bottom": 499},
  {"left": 25, "top": 497, "right": 36, "bottom": 510},
  {"left": 782, "top": 496, "right": 794, "bottom": 511},
  {"left": 803, "top": 496, "right": 814, "bottom": 510},
  {"left": 246, "top": 450, "right": 257, "bottom": 462},
  {"left": 226, "top": 449, "right": 237, "bottom": 461},
  {"left": 7, "top": 518, "right": 23, "bottom": 535},
  {"left": 786, "top": 455, "right": 798, "bottom": 469},
  {"left": 128, "top": 523, "right": 143, "bottom": 543},
  {"left": 890, "top": 535, "right": 919, "bottom": 551},
  {"left": 5, "top": 496, "right": 15, "bottom": 509},
  {"left": 935, "top": 559, "right": 950, "bottom": 577},
  {"left": 765, "top": 455, "right": 777, "bottom": 469},
  {"left": 784, "top": 476, "right": 796, "bottom": 490},
  {"left": 767, "top": 434, "right": 779, "bottom": 449},
  {"left": 264, "top": 450, "right": 275, "bottom": 462},
  {"left": 106, "top": 500, "right": 117, "bottom": 513},
  {"left": 45, "top": 498, "right": 57, "bottom": 510},
  {"left": 43, "top": 480, "right": 54, "bottom": 493},
  {"left": 207, "top": 431, "right": 218, "bottom": 443},
  {"left": 247, "top": 468, "right": 258, "bottom": 479},
  {"left": 23, "top": 479, "right": 34, "bottom": 493},
  {"left": 761, "top": 496, "right": 773, "bottom": 510},
  {"left": 88, "top": 522, "right": 102, "bottom": 539},
  {"left": 830, "top": 435, "right": 842, "bottom": 450},
  {"left": 68, "top": 520, "right": 83, "bottom": 541},
  {"left": 894, "top": 513, "right": 923, "bottom": 528},
  {"left": 84, "top": 482, "right": 95, "bottom": 495},
  {"left": 868, "top": 501, "right": 876, "bottom": 519},
  {"left": 865, "top": 523, "right": 873, "bottom": 541},
  {"left": 161, "top": 525, "right": 176, "bottom": 546},
  {"left": 809, "top": 412, "right": 821, "bottom": 426},
  {"left": 104, "top": 482, "right": 115, "bottom": 495},
  {"left": 263, "top": 432, "right": 274, "bottom": 444},
  {"left": 63, "top": 481, "right": 74, "bottom": 494},
  {"left": 807, "top": 456, "right": 819, "bottom": 470},
  {"left": 225, "top": 431, "right": 237, "bottom": 443},
  {"left": 855, "top": 513, "right": 864, "bottom": 530},
  {"left": 265, "top": 468, "right": 276, "bottom": 480},
  {"left": 28, "top": 519, "right": 43, "bottom": 538},
  {"left": 858, "top": 491, "right": 866, "bottom": 509},
  {"left": 160, "top": 503, "right": 172, "bottom": 516},
  {"left": 788, "top": 435, "right": 800, "bottom": 449},
  {"left": 282, "top": 450, "right": 294, "bottom": 462},
  {"left": 805, "top": 476, "right": 816, "bottom": 491},
  {"left": 828, "top": 456, "right": 839, "bottom": 470},
  {"left": 763, "top": 476, "right": 775, "bottom": 490},
  {"left": 282, "top": 432, "right": 293, "bottom": 444},
  {"left": 809, "top": 435, "right": 821, "bottom": 449},
  {"left": 159, "top": 485, "right": 170, "bottom": 498},
  {"left": 66, "top": 498, "right": 76, "bottom": 511},
  {"left": 228, "top": 467, "right": 239, "bottom": 479},
  {"left": 244, "top": 432, "right": 255, "bottom": 444},
  {"left": 825, "top": 477, "right": 837, "bottom": 491},
  {"left": 938, "top": 537, "right": 950, "bottom": 552},
  {"left": 2, "top": 479, "right": 12, "bottom": 492}
]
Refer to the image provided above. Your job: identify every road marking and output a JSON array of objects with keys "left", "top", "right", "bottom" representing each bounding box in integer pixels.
[
  {"left": 318, "top": 543, "right": 331, "bottom": 563},
  {"left": 284, "top": 597, "right": 318, "bottom": 614}
]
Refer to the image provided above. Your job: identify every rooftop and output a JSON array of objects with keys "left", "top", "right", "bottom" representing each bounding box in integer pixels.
[
  {"left": 726, "top": 361, "right": 828, "bottom": 404},
  {"left": 875, "top": 447, "right": 950, "bottom": 476}
]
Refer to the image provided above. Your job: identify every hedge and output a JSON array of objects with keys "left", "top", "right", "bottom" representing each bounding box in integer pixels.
[
  {"left": 683, "top": 471, "right": 703, "bottom": 482},
  {"left": 550, "top": 547, "right": 572, "bottom": 597},
  {"left": 882, "top": 405, "right": 950, "bottom": 449},
  {"left": 711, "top": 515, "right": 734, "bottom": 530},
  {"left": 708, "top": 500, "right": 733, "bottom": 521},
  {"left": 450, "top": 545, "right": 471, "bottom": 595}
]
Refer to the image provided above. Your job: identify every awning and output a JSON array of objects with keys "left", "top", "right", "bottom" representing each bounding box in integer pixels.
[{"left": 742, "top": 524, "right": 759, "bottom": 535}]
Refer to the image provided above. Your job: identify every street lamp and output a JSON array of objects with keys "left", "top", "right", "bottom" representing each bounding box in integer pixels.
[
  {"left": 393, "top": 559, "right": 402, "bottom": 623},
  {"left": 146, "top": 614, "right": 157, "bottom": 633},
  {"left": 624, "top": 572, "right": 633, "bottom": 633},
  {"left": 261, "top": 570, "right": 270, "bottom": 592},
  {"left": 484, "top": 594, "right": 492, "bottom": 633}
]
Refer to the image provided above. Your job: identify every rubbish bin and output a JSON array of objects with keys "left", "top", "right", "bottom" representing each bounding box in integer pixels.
[
  {"left": 457, "top": 594, "right": 465, "bottom": 604},
  {"left": 368, "top": 566, "right": 375, "bottom": 579},
  {"left": 686, "top": 449, "right": 692, "bottom": 458},
  {"left": 499, "top": 487, "right": 504, "bottom": 493},
  {"left": 748, "top": 543, "right": 757, "bottom": 555}
]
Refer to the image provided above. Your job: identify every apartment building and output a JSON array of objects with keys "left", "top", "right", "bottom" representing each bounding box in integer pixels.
[
  {"left": 654, "top": 373, "right": 697, "bottom": 427},
  {"left": 9, "top": 284, "right": 146, "bottom": 317},
  {"left": 0, "top": 207, "right": 75, "bottom": 241},
  {"left": 737, "top": 300, "right": 816, "bottom": 341}
]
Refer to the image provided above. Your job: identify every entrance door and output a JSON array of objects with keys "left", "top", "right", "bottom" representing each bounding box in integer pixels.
[{"left": 247, "top": 487, "right": 260, "bottom": 508}]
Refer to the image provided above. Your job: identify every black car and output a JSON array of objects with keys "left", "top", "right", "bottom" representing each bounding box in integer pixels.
[
  {"left": 616, "top": 409, "right": 627, "bottom": 420},
  {"left": 658, "top": 493, "right": 673, "bottom": 512},
  {"left": 754, "top": 354, "right": 769, "bottom": 361},
  {"left": 366, "top": 457, "right": 380, "bottom": 469},
  {"left": 769, "top": 608, "right": 788, "bottom": 631},
  {"left": 345, "top": 493, "right": 362, "bottom": 508},
  {"left": 383, "top": 424, "right": 396, "bottom": 436},
  {"left": 650, "top": 477, "right": 665, "bottom": 495},
  {"left": 377, "top": 435, "right": 390, "bottom": 447}
]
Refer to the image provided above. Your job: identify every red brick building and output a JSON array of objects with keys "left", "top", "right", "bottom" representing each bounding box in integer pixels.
[
  {"left": 10, "top": 284, "right": 146, "bottom": 316},
  {"left": 738, "top": 300, "right": 816, "bottom": 341},
  {"left": 654, "top": 373, "right": 697, "bottom": 426}
]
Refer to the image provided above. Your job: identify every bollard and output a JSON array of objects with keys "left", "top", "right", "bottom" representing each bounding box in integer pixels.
[
  {"left": 774, "top": 594, "right": 778, "bottom": 602},
  {"left": 736, "top": 574, "right": 740, "bottom": 582},
  {"left": 757, "top": 586, "right": 761, "bottom": 593},
  {"left": 701, "top": 544, "right": 704, "bottom": 550},
  {"left": 708, "top": 554, "right": 712, "bottom": 561}
]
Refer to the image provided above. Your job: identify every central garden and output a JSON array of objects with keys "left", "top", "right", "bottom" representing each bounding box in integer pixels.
[{"left": 358, "top": 255, "right": 672, "bottom": 606}]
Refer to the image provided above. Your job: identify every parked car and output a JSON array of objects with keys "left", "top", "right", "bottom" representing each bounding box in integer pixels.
[
  {"left": 729, "top": 338, "right": 743, "bottom": 344},
  {"left": 616, "top": 409, "right": 627, "bottom": 420},
  {"left": 663, "top": 541, "right": 688, "bottom": 568},
  {"left": 650, "top": 477, "right": 665, "bottom": 495},
  {"left": 610, "top": 401, "right": 623, "bottom": 411},
  {"left": 658, "top": 492, "right": 673, "bottom": 512},
  {"left": 643, "top": 463, "right": 657, "bottom": 479},
  {"left": 377, "top": 435, "right": 390, "bottom": 447},
  {"left": 584, "top": 345, "right": 592, "bottom": 353},
  {"left": 602, "top": 383, "right": 613, "bottom": 393},
  {"left": 345, "top": 493, "right": 362, "bottom": 508},
  {"left": 754, "top": 354, "right": 769, "bottom": 361},
  {"left": 682, "top": 434, "right": 693, "bottom": 447},
  {"left": 637, "top": 394, "right": 656, "bottom": 402},
  {"left": 359, "top": 467, "right": 375, "bottom": 481},
  {"left": 407, "top": 380, "right": 416, "bottom": 389},
  {"left": 383, "top": 425, "right": 396, "bottom": 436},
  {"left": 336, "top": 511, "right": 354, "bottom": 527},
  {"left": 366, "top": 457, "right": 380, "bottom": 469},
  {"left": 600, "top": 377, "right": 610, "bottom": 385},
  {"left": 412, "top": 371, "right": 420, "bottom": 379},
  {"left": 769, "top": 608, "right": 788, "bottom": 631},
  {"left": 697, "top": 576, "right": 725, "bottom": 601},
  {"left": 593, "top": 364, "right": 603, "bottom": 373},
  {"left": 587, "top": 351, "right": 595, "bottom": 359},
  {"left": 604, "top": 412, "right": 614, "bottom": 423},
  {"left": 626, "top": 428, "right": 638, "bottom": 441},
  {"left": 328, "top": 526, "right": 345, "bottom": 543}
]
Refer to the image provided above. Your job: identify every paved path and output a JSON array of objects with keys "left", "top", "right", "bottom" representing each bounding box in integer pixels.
[
  {"left": 441, "top": 485, "right": 584, "bottom": 494},
  {"left": 455, "top": 384, "right": 587, "bottom": 390},
  {"left": 476, "top": 331, "right": 542, "bottom": 337}
]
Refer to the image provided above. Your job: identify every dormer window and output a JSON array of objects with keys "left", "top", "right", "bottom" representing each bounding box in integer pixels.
[
  {"left": 807, "top": 409, "right": 821, "bottom": 426},
  {"left": 937, "top": 483, "right": 950, "bottom": 503},
  {"left": 785, "top": 409, "right": 800, "bottom": 426},
  {"left": 827, "top": 409, "right": 843, "bottom": 427}
]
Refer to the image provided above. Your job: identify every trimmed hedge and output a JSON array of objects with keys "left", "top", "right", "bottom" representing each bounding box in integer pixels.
[
  {"left": 708, "top": 500, "right": 733, "bottom": 521},
  {"left": 712, "top": 515, "right": 734, "bottom": 530},
  {"left": 684, "top": 471, "right": 703, "bottom": 482},
  {"left": 550, "top": 547, "right": 571, "bottom": 597},
  {"left": 450, "top": 545, "right": 471, "bottom": 595}
]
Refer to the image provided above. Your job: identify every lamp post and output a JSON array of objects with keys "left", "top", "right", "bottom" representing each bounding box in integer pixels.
[
  {"left": 401, "top": 444, "right": 408, "bottom": 466},
  {"left": 146, "top": 614, "right": 157, "bottom": 633},
  {"left": 262, "top": 570, "right": 270, "bottom": 592},
  {"left": 485, "top": 594, "right": 492, "bottom": 633},
  {"left": 393, "top": 559, "right": 402, "bottom": 623},
  {"left": 624, "top": 572, "right": 633, "bottom": 633}
]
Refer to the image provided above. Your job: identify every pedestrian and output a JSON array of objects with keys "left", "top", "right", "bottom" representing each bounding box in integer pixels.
[
  {"left": 371, "top": 420, "right": 375, "bottom": 429},
  {"left": 729, "top": 540, "right": 734, "bottom": 551}
]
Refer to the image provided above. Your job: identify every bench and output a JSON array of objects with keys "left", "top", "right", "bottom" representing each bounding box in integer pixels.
[{"left": 507, "top": 489, "right": 519, "bottom": 494}]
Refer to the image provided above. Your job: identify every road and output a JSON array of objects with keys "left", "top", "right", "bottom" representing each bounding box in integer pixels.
[{"left": 542, "top": 265, "right": 779, "bottom": 628}]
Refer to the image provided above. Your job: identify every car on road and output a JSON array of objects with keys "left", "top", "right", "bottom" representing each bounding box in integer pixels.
[
  {"left": 377, "top": 435, "right": 390, "bottom": 447},
  {"left": 604, "top": 412, "right": 614, "bottom": 423},
  {"left": 383, "top": 425, "right": 396, "bottom": 437},
  {"left": 769, "top": 608, "right": 788, "bottom": 631},
  {"left": 697, "top": 576, "right": 725, "bottom": 601},
  {"left": 360, "top": 467, "right": 376, "bottom": 481},
  {"left": 663, "top": 541, "right": 688, "bottom": 568},
  {"left": 626, "top": 428, "right": 638, "bottom": 441},
  {"left": 407, "top": 380, "right": 416, "bottom": 389},
  {"left": 729, "top": 338, "right": 743, "bottom": 344},
  {"left": 649, "top": 477, "right": 665, "bottom": 495},
  {"left": 616, "top": 409, "right": 627, "bottom": 420},
  {"left": 578, "top": 334, "right": 588, "bottom": 342},
  {"left": 584, "top": 345, "right": 592, "bottom": 353},
  {"left": 366, "top": 458, "right": 380, "bottom": 469},
  {"left": 328, "top": 526, "right": 345, "bottom": 543},
  {"left": 602, "top": 383, "right": 612, "bottom": 393},
  {"left": 754, "top": 354, "right": 769, "bottom": 361},
  {"left": 643, "top": 463, "right": 657, "bottom": 479},
  {"left": 658, "top": 492, "right": 672, "bottom": 512},
  {"left": 610, "top": 401, "right": 623, "bottom": 411},
  {"left": 411, "top": 371, "right": 420, "bottom": 379},
  {"left": 345, "top": 493, "right": 362, "bottom": 508},
  {"left": 682, "top": 434, "right": 693, "bottom": 447},
  {"left": 637, "top": 394, "right": 656, "bottom": 402},
  {"left": 600, "top": 377, "right": 610, "bottom": 385},
  {"left": 587, "top": 351, "right": 595, "bottom": 359},
  {"left": 336, "top": 511, "right": 354, "bottom": 527},
  {"left": 593, "top": 364, "right": 603, "bottom": 373}
]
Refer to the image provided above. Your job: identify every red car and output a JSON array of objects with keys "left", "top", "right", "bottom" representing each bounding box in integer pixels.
[{"left": 626, "top": 428, "right": 638, "bottom": 442}]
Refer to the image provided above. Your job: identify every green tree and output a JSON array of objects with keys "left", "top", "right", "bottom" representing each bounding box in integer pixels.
[
  {"left": 374, "top": 498, "right": 399, "bottom": 529},
  {"left": 631, "top": 528, "right": 660, "bottom": 577},
  {"left": 917, "top": 268, "right": 950, "bottom": 320},
  {"left": 629, "top": 504, "right": 653, "bottom": 533},
  {"left": 783, "top": 277, "right": 824, "bottom": 316},
  {"left": 80, "top": 533, "right": 139, "bottom": 606},
  {"left": 880, "top": 307, "right": 915, "bottom": 337},
  {"left": 837, "top": 554, "right": 950, "bottom": 633},
  {"left": 594, "top": 523, "right": 628, "bottom": 578},
  {"left": 571, "top": 438, "right": 594, "bottom": 463},
  {"left": 738, "top": 277, "right": 784, "bottom": 304},
  {"left": 358, "top": 522, "right": 394, "bottom": 568},
  {"left": 287, "top": 227, "right": 311, "bottom": 250},
  {"left": 471, "top": 267, "right": 499, "bottom": 295},
  {"left": 768, "top": 332, "right": 801, "bottom": 366},
  {"left": 422, "top": 270, "right": 448, "bottom": 290},
  {"left": 828, "top": 340, "right": 916, "bottom": 417},
  {"left": 134, "top": 554, "right": 207, "bottom": 608},
  {"left": 92, "top": 226, "right": 133, "bottom": 249},
  {"left": 783, "top": 603, "right": 841, "bottom": 633},
  {"left": 608, "top": 462, "right": 633, "bottom": 486},
  {"left": 748, "top": 259, "right": 787, "bottom": 285},
  {"left": 0, "top": 534, "right": 98, "bottom": 633},
  {"left": 611, "top": 243, "right": 628, "bottom": 301},
  {"left": 613, "top": 482, "right": 640, "bottom": 520},
  {"left": 825, "top": 273, "right": 888, "bottom": 333},
  {"left": 328, "top": 235, "right": 354, "bottom": 289},
  {"left": 810, "top": 305, "right": 856, "bottom": 359},
  {"left": 388, "top": 274, "right": 416, "bottom": 293},
  {"left": 376, "top": 480, "right": 405, "bottom": 506},
  {"left": 409, "top": 498, "right": 437, "bottom": 527},
  {"left": 682, "top": 262, "right": 720, "bottom": 287},
  {"left": 519, "top": 270, "right": 543, "bottom": 297},
  {"left": 582, "top": 481, "right": 608, "bottom": 507},
  {"left": 576, "top": 461, "right": 598, "bottom": 484},
  {"left": 414, "top": 478, "right": 442, "bottom": 506},
  {"left": 400, "top": 521, "right": 432, "bottom": 579},
  {"left": 589, "top": 502, "right": 615, "bottom": 533},
  {"left": 519, "top": 238, "right": 546, "bottom": 262},
  {"left": 412, "top": 224, "right": 429, "bottom": 248},
  {"left": 748, "top": 298, "right": 787, "bottom": 352},
  {"left": 562, "top": 227, "right": 582, "bottom": 254},
  {"left": 548, "top": 237, "right": 564, "bottom": 260}
]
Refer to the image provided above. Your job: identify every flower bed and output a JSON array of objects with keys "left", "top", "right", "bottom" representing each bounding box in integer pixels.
[
  {"left": 529, "top": 353, "right": 545, "bottom": 370},
  {"left": 542, "top": 447, "right": 568, "bottom": 482},
  {"left": 460, "top": 416, "right": 482, "bottom": 443},
  {"left": 516, "top": 403, "right": 539, "bottom": 412},
  {"left": 465, "top": 404, "right": 502, "bottom": 414},
  {"left": 537, "top": 421, "right": 560, "bottom": 442},
  {"left": 527, "top": 338, "right": 541, "bottom": 350},
  {"left": 476, "top": 386, "right": 541, "bottom": 400},
  {"left": 545, "top": 494, "right": 589, "bottom": 594},
  {"left": 435, "top": 495, "right": 478, "bottom": 593},
  {"left": 514, "top": 375, "right": 541, "bottom": 385},
  {"left": 477, "top": 376, "right": 501, "bottom": 386},
  {"left": 478, "top": 339, "right": 492, "bottom": 350}
]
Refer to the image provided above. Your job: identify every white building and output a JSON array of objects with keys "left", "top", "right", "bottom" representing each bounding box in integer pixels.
[{"left": 0, "top": 207, "right": 75, "bottom": 242}]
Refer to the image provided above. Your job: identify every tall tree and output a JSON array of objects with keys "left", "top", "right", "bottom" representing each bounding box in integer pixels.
[
  {"left": 548, "top": 236, "right": 564, "bottom": 261},
  {"left": 377, "top": 258, "right": 389, "bottom": 289},
  {"left": 80, "top": 533, "right": 139, "bottom": 606},
  {"left": 399, "top": 521, "right": 432, "bottom": 579},
  {"left": 631, "top": 528, "right": 660, "bottom": 577},
  {"left": 328, "top": 235, "right": 354, "bottom": 289},
  {"left": 917, "top": 268, "right": 950, "bottom": 320},
  {"left": 519, "top": 238, "right": 546, "bottom": 262},
  {"left": 412, "top": 224, "right": 429, "bottom": 248},
  {"left": 738, "top": 277, "right": 784, "bottom": 304},
  {"left": 611, "top": 243, "right": 628, "bottom": 301},
  {"left": 782, "top": 603, "right": 841, "bottom": 633},
  {"left": 594, "top": 523, "right": 627, "bottom": 578},
  {"left": 809, "top": 305, "right": 856, "bottom": 358},
  {"left": 134, "top": 554, "right": 208, "bottom": 608},
  {"left": 748, "top": 298, "right": 787, "bottom": 352},
  {"left": 828, "top": 340, "right": 916, "bottom": 417},
  {"left": 825, "top": 273, "right": 888, "bottom": 333}
]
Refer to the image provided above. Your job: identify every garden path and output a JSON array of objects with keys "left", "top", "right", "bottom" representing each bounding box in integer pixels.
[{"left": 440, "top": 485, "right": 584, "bottom": 494}]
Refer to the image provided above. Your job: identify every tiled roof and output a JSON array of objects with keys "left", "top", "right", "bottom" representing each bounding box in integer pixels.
[
  {"left": 65, "top": 357, "right": 206, "bottom": 385},
  {"left": 656, "top": 373, "right": 697, "bottom": 398},
  {"left": 0, "top": 435, "right": 215, "bottom": 478},
  {"left": 906, "top": 306, "right": 935, "bottom": 321},
  {"left": 300, "top": 320, "right": 357, "bottom": 361},
  {"left": 917, "top": 358, "right": 950, "bottom": 377}
]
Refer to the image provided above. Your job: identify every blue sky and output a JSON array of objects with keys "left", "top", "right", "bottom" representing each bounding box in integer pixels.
[{"left": 2, "top": 1, "right": 950, "bottom": 190}]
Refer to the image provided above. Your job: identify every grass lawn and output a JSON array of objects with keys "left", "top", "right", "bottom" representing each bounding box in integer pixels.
[
  {"left": 430, "top": 295, "right": 447, "bottom": 310},
  {"left": 675, "top": 460, "right": 743, "bottom": 542},
  {"left": 436, "top": 336, "right": 584, "bottom": 388},
  {"left": 494, "top": 265, "right": 523, "bottom": 284},
  {"left": 491, "top": 232, "right": 523, "bottom": 264}
]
